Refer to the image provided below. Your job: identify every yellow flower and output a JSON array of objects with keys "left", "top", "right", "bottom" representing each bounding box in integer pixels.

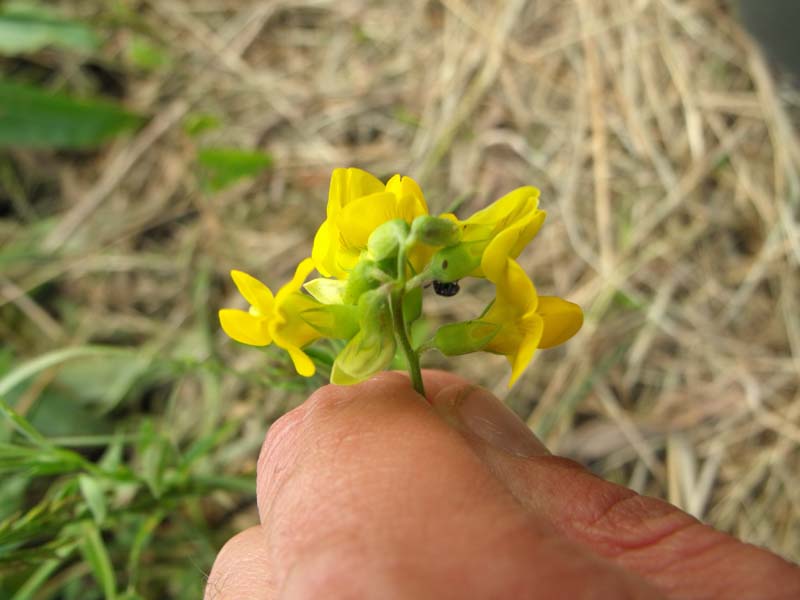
[
  {"left": 480, "top": 225, "right": 583, "bottom": 386},
  {"left": 312, "top": 168, "right": 429, "bottom": 278},
  {"left": 218, "top": 258, "right": 323, "bottom": 377},
  {"left": 432, "top": 186, "right": 546, "bottom": 281}
]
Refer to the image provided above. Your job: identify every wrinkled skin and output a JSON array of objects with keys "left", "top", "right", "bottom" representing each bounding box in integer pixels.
[{"left": 206, "top": 372, "right": 800, "bottom": 600}]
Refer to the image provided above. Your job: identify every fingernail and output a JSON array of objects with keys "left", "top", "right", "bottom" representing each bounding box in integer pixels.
[{"left": 434, "top": 385, "right": 549, "bottom": 458}]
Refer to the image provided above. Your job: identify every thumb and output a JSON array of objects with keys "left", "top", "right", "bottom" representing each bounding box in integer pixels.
[{"left": 431, "top": 383, "right": 800, "bottom": 600}]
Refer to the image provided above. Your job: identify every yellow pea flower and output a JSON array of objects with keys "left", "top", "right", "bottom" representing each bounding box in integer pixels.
[
  {"left": 432, "top": 186, "right": 546, "bottom": 281},
  {"left": 218, "top": 258, "right": 325, "bottom": 377},
  {"left": 480, "top": 225, "right": 583, "bottom": 387},
  {"left": 312, "top": 168, "right": 429, "bottom": 278}
]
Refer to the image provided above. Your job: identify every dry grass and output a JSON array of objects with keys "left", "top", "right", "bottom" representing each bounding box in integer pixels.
[{"left": 5, "top": 0, "right": 800, "bottom": 567}]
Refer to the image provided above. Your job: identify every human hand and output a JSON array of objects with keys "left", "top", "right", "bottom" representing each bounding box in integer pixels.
[{"left": 206, "top": 371, "right": 800, "bottom": 599}]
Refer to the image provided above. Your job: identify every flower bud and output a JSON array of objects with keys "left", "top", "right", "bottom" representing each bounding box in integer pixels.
[
  {"left": 428, "top": 242, "right": 484, "bottom": 282},
  {"left": 344, "top": 259, "right": 381, "bottom": 304},
  {"left": 367, "top": 219, "right": 410, "bottom": 261},
  {"left": 410, "top": 215, "right": 461, "bottom": 247}
]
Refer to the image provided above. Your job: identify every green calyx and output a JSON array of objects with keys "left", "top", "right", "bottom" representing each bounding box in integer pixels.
[
  {"left": 331, "top": 288, "right": 396, "bottom": 385},
  {"left": 428, "top": 241, "right": 485, "bottom": 282},
  {"left": 368, "top": 219, "right": 410, "bottom": 261},
  {"left": 430, "top": 320, "right": 500, "bottom": 356}
]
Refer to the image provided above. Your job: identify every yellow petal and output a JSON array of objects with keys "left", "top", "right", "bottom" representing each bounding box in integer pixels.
[
  {"left": 312, "top": 220, "right": 346, "bottom": 279},
  {"left": 285, "top": 344, "right": 316, "bottom": 377},
  {"left": 328, "top": 168, "right": 385, "bottom": 218},
  {"left": 477, "top": 208, "right": 544, "bottom": 274},
  {"left": 507, "top": 313, "right": 544, "bottom": 387},
  {"left": 385, "top": 174, "right": 429, "bottom": 215},
  {"left": 465, "top": 186, "right": 540, "bottom": 229},
  {"left": 335, "top": 247, "right": 362, "bottom": 274},
  {"left": 230, "top": 270, "right": 274, "bottom": 315},
  {"left": 275, "top": 258, "right": 316, "bottom": 305},
  {"left": 537, "top": 296, "right": 583, "bottom": 348},
  {"left": 484, "top": 253, "right": 537, "bottom": 314},
  {"left": 219, "top": 309, "right": 271, "bottom": 346},
  {"left": 507, "top": 210, "right": 546, "bottom": 259},
  {"left": 336, "top": 191, "right": 402, "bottom": 249}
]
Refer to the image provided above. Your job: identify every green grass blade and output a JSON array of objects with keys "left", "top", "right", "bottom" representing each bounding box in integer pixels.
[
  {"left": 0, "top": 345, "right": 131, "bottom": 398},
  {"left": 78, "top": 521, "right": 117, "bottom": 600},
  {"left": 10, "top": 541, "right": 78, "bottom": 600},
  {"left": 78, "top": 475, "right": 108, "bottom": 525}
]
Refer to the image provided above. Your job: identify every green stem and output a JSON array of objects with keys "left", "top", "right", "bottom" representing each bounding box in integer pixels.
[
  {"left": 391, "top": 288, "right": 425, "bottom": 397},
  {"left": 392, "top": 242, "right": 425, "bottom": 397}
]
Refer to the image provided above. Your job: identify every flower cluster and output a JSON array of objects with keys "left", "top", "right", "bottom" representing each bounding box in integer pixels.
[{"left": 219, "top": 168, "right": 583, "bottom": 391}]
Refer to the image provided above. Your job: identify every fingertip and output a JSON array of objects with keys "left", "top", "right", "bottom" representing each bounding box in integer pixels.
[{"left": 205, "top": 526, "right": 273, "bottom": 600}]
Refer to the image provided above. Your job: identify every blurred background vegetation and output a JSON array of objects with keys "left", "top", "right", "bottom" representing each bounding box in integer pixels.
[{"left": 1, "top": 0, "right": 799, "bottom": 598}]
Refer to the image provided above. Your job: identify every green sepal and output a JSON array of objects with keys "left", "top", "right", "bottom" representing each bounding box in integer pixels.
[
  {"left": 344, "top": 259, "right": 382, "bottom": 304},
  {"left": 431, "top": 320, "right": 501, "bottom": 356},
  {"left": 403, "top": 286, "right": 422, "bottom": 325},
  {"left": 367, "top": 219, "right": 409, "bottom": 261},
  {"left": 410, "top": 215, "right": 461, "bottom": 246},
  {"left": 331, "top": 289, "right": 396, "bottom": 384},
  {"left": 299, "top": 304, "right": 359, "bottom": 340},
  {"left": 428, "top": 241, "right": 485, "bottom": 282},
  {"left": 304, "top": 277, "right": 347, "bottom": 305}
]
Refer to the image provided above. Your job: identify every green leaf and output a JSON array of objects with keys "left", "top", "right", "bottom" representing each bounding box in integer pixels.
[
  {"left": 78, "top": 521, "right": 117, "bottom": 600},
  {"left": 196, "top": 147, "right": 272, "bottom": 192},
  {"left": 432, "top": 320, "right": 501, "bottom": 356},
  {"left": 0, "top": 80, "right": 145, "bottom": 149},
  {"left": 0, "top": 4, "right": 100, "bottom": 55},
  {"left": 78, "top": 475, "right": 107, "bottom": 525}
]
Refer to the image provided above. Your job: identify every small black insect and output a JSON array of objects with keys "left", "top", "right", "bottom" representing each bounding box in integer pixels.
[{"left": 432, "top": 280, "right": 460, "bottom": 297}]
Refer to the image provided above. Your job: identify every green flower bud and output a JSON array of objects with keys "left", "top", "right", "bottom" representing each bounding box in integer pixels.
[
  {"left": 428, "top": 241, "right": 484, "bottom": 282},
  {"left": 367, "top": 219, "right": 410, "bottom": 261},
  {"left": 344, "top": 258, "right": 382, "bottom": 305},
  {"left": 331, "top": 289, "right": 397, "bottom": 385},
  {"left": 431, "top": 320, "right": 501, "bottom": 356},
  {"left": 410, "top": 215, "right": 461, "bottom": 247}
]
